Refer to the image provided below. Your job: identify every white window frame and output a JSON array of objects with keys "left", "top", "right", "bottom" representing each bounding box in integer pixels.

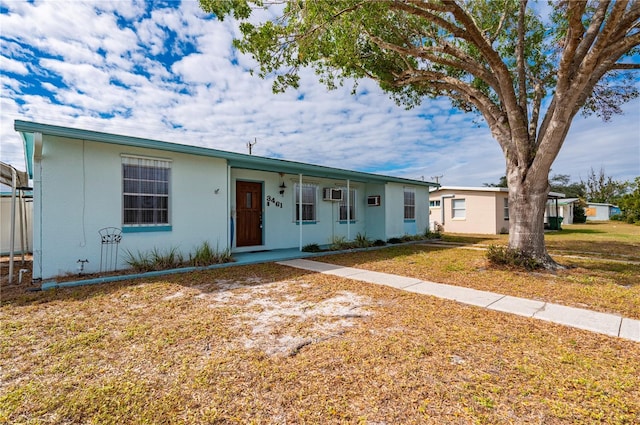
[
  {"left": 339, "top": 188, "right": 356, "bottom": 221},
  {"left": 503, "top": 197, "right": 509, "bottom": 220},
  {"left": 294, "top": 183, "right": 317, "bottom": 222},
  {"left": 122, "top": 155, "right": 171, "bottom": 227},
  {"left": 404, "top": 188, "right": 416, "bottom": 220},
  {"left": 452, "top": 198, "right": 466, "bottom": 219}
]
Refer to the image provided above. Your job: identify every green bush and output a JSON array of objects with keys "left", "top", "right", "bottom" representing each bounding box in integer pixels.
[
  {"left": 573, "top": 204, "right": 587, "bottom": 223},
  {"left": 373, "top": 239, "right": 386, "bottom": 246},
  {"left": 486, "top": 245, "right": 542, "bottom": 271},
  {"left": 124, "top": 242, "right": 233, "bottom": 273},
  {"left": 354, "top": 232, "right": 373, "bottom": 248},
  {"left": 424, "top": 228, "right": 441, "bottom": 239},
  {"left": 387, "top": 237, "right": 403, "bottom": 244},
  {"left": 189, "top": 241, "right": 233, "bottom": 266},
  {"left": 123, "top": 249, "right": 154, "bottom": 272},
  {"left": 302, "top": 243, "right": 322, "bottom": 252}
]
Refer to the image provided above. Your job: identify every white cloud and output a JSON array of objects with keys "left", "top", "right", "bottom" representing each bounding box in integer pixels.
[{"left": 1, "top": 0, "right": 638, "bottom": 191}]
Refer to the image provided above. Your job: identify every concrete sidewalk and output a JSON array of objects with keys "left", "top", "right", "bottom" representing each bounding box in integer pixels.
[{"left": 278, "top": 258, "right": 640, "bottom": 342}]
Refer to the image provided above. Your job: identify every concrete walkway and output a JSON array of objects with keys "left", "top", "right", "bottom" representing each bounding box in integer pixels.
[{"left": 278, "top": 258, "right": 640, "bottom": 342}]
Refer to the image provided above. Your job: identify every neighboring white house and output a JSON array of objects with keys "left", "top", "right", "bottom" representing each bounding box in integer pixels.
[
  {"left": 585, "top": 202, "right": 621, "bottom": 221},
  {"left": 16, "top": 120, "right": 438, "bottom": 280},
  {"left": 429, "top": 186, "right": 566, "bottom": 234}
]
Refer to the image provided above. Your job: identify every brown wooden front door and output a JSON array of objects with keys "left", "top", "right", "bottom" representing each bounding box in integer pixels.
[{"left": 236, "top": 181, "right": 262, "bottom": 247}]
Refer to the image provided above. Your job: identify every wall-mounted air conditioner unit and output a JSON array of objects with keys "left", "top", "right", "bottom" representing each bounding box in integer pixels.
[
  {"left": 323, "top": 188, "right": 343, "bottom": 201},
  {"left": 367, "top": 195, "right": 381, "bottom": 206}
]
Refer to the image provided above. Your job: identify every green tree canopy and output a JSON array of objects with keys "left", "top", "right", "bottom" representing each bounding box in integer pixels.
[
  {"left": 582, "top": 167, "right": 629, "bottom": 203},
  {"left": 615, "top": 177, "right": 640, "bottom": 223}
]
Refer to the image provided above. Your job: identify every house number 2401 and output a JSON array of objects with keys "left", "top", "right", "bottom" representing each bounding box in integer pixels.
[{"left": 266, "top": 196, "right": 283, "bottom": 208}]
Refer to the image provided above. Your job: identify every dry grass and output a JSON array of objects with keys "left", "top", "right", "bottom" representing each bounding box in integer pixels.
[
  {"left": 1, "top": 222, "right": 639, "bottom": 424},
  {"left": 321, "top": 222, "right": 640, "bottom": 319}
]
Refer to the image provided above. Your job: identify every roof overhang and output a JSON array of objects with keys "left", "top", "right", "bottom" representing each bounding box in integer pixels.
[
  {"left": 432, "top": 186, "right": 566, "bottom": 198},
  {"left": 15, "top": 120, "right": 438, "bottom": 188}
]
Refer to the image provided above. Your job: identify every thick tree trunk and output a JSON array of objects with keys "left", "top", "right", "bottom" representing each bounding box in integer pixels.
[{"left": 507, "top": 167, "right": 559, "bottom": 269}]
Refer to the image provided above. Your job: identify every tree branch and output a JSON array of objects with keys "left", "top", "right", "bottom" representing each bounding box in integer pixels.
[
  {"left": 446, "top": 1, "right": 530, "bottom": 166},
  {"left": 611, "top": 63, "right": 640, "bottom": 70},
  {"left": 366, "top": 33, "right": 500, "bottom": 91},
  {"left": 572, "top": 0, "right": 611, "bottom": 71},
  {"left": 489, "top": 1, "right": 510, "bottom": 44},
  {"left": 556, "top": 1, "right": 587, "bottom": 97},
  {"left": 516, "top": 0, "right": 528, "bottom": 121}
]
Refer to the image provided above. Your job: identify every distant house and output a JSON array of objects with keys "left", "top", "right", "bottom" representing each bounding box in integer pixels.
[
  {"left": 585, "top": 202, "right": 621, "bottom": 221},
  {"left": 16, "top": 120, "right": 438, "bottom": 280},
  {"left": 429, "top": 186, "right": 566, "bottom": 235},
  {"left": 556, "top": 198, "right": 582, "bottom": 225}
]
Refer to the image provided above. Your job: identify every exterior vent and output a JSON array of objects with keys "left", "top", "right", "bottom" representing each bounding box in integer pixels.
[
  {"left": 323, "top": 188, "right": 343, "bottom": 201},
  {"left": 367, "top": 195, "right": 381, "bottom": 206}
]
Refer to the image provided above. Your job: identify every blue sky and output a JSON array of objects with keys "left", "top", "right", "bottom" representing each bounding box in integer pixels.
[{"left": 1, "top": 0, "right": 638, "bottom": 187}]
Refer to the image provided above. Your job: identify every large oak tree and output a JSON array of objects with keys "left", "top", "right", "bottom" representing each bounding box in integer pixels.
[{"left": 201, "top": 0, "right": 640, "bottom": 268}]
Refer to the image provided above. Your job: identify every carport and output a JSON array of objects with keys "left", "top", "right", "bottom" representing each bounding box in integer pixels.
[{"left": 1, "top": 161, "right": 30, "bottom": 284}]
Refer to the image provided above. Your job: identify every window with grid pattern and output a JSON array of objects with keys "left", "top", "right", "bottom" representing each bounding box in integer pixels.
[
  {"left": 122, "top": 156, "right": 171, "bottom": 226},
  {"left": 339, "top": 188, "right": 356, "bottom": 221},
  {"left": 404, "top": 188, "right": 415, "bottom": 220},
  {"left": 294, "top": 183, "right": 317, "bottom": 222},
  {"left": 504, "top": 198, "right": 510, "bottom": 220}
]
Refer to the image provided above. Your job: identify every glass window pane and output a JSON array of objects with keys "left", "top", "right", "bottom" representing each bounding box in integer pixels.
[{"left": 122, "top": 158, "right": 171, "bottom": 225}]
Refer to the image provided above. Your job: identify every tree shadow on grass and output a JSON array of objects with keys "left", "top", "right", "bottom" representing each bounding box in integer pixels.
[{"left": 550, "top": 228, "right": 606, "bottom": 235}]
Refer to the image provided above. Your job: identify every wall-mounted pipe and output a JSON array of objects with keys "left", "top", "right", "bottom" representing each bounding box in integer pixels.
[{"left": 440, "top": 194, "right": 456, "bottom": 225}]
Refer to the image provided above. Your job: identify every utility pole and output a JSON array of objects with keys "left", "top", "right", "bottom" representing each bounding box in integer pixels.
[{"left": 247, "top": 138, "right": 257, "bottom": 155}]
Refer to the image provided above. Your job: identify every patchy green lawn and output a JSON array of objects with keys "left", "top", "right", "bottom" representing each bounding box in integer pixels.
[
  {"left": 328, "top": 221, "right": 639, "bottom": 319},
  {"left": 1, "top": 222, "right": 639, "bottom": 424}
]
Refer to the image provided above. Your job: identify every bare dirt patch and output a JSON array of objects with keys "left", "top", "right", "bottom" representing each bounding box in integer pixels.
[{"left": 192, "top": 278, "right": 373, "bottom": 357}]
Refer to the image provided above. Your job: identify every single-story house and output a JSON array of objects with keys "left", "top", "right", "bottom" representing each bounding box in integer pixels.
[
  {"left": 428, "top": 186, "right": 566, "bottom": 235},
  {"left": 585, "top": 202, "right": 621, "bottom": 221},
  {"left": 15, "top": 120, "right": 438, "bottom": 280}
]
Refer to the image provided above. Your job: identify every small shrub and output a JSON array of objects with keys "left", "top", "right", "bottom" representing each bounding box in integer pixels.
[
  {"left": 354, "top": 232, "right": 373, "bottom": 248},
  {"left": 123, "top": 249, "right": 153, "bottom": 272},
  {"left": 387, "top": 237, "right": 403, "bottom": 244},
  {"left": 150, "top": 246, "right": 183, "bottom": 270},
  {"left": 486, "top": 245, "right": 542, "bottom": 270},
  {"left": 373, "top": 239, "right": 386, "bottom": 246},
  {"left": 190, "top": 241, "right": 233, "bottom": 266},
  {"left": 125, "top": 243, "right": 233, "bottom": 273},
  {"left": 573, "top": 204, "right": 587, "bottom": 223},
  {"left": 424, "top": 228, "right": 441, "bottom": 239},
  {"left": 499, "top": 227, "right": 509, "bottom": 235},
  {"left": 330, "top": 236, "right": 357, "bottom": 250},
  {"left": 302, "top": 243, "right": 322, "bottom": 253}
]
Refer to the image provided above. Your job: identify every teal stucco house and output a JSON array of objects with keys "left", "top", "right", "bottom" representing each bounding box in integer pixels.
[{"left": 16, "top": 120, "right": 437, "bottom": 280}]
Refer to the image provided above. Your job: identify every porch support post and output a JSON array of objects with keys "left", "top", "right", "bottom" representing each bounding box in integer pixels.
[
  {"left": 227, "top": 164, "right": 231, "bottom": 249},
  {"left": 347, "top": 179, "right": 350, "bottom": 240},
  {"left": 299, "top": 174, "right": 303, "bottom": 251},
  {"left": 19, "top": 188, "right": 25, "bottom": 263},
  {"left": 9, "top": 167, "right": 17, "bottom": 284}
]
